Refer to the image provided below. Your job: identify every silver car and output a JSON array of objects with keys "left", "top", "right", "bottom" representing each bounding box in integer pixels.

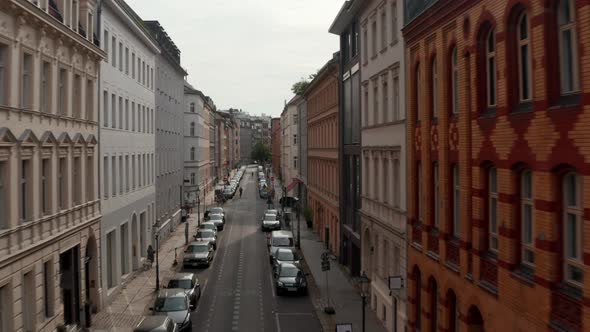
[
  {"left": 166, "top": 273, "right": 201, "bottom": 306},
  {"left": 272, "top": 248, "right": 301, "bottom": 273},
  {"left": 134, "top": 316, "right": 178, "bottom": 332},
  {"left": 261, "top": 213, "right": 280, "bottom": 232},
  {"left": 208, "top": 213, "right": 224, "bottom": 231},
  {"left": 150, "top": 289, "right": 192, "bottom": 331},
  {"left": 194, "top": 229, "right": 217, "bottom": 249},
  {"left": 197, "top": 221, "right": 217, "bottom": 236},
  {"left": 183, "top": 241, "right": 214, "bottom": 268},
  {"left": 268, "top": 230, "right": 295, "bottom": 264}
]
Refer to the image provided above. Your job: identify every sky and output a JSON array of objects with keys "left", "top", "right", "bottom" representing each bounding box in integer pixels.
[{"left": 126, "top": 0, "right": 344, "bottom": 118}]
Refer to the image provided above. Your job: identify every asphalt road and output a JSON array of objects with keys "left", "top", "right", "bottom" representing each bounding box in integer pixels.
[{"left": 186, "top": 168, "right": 322, "bottom": 332}]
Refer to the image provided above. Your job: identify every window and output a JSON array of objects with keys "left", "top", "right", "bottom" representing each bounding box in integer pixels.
[
  {"left": 520, "top": 170, "right": 534, "bottom": 267},
  {"left": 111, "top": 156, "right": 116, "bottom": 197},
  {"left": 41, "top": 61, "right": 51, "bottom": 112},
  {"left": 125, "top": 155, "right": 129, "bottom": 192},
  {"left": 0, "top": 45, "right": 6, "bottom": 105},
  {"left": 371, "top": 20, "right": 377, "bottom": 57},
  {"left": 293, "top": 134, "right": 297, "bottom": 145},
  {"left": 137, "top": 56, "right": 141, "bottom": 82},
  {"left": 118, "top": 97, "right": 123, "bottom": 129},
  {"left": 73, "top": 74, "right": 81, "bottom": 118},
  {"left": 103, "top": 156, "right": 108, "bottom": 198},
  {"left": 393, "top": 158, "right": 400, "bottom": 207},
  {"left": 373, "top": 81, "right": 378, "bottom": 124},
  {"left": 415, "top": 65, "right": 421, "bottom": 121},
  {"left": 103, "top": 30, "right": 109, "bottom": 61},
  {"left": 486, "top": 29, "right": 497, "bottom": 107},
  {"left": 558, "top": 0, "right": 579, "bottom": 94},
  {"left": 111, "top": 36, "right": 116, "bottom": 66},
  {"left": 293, "top": 113, "right": 298, "bottom": 123},
  {"left": 118, "top": 156, "right": 123, "bottom": 194},
  {"left": 190, "top": 147, "right": 195, "bottom": 161},
  {"left": 142, "top": 61, "right": 146, "bottom": 85},
  {"left": 294, "top": 156, "right": 298, "bottom": 169},
  {"left": 58, "top": 68, "right": 67, "bottom": 115},
  {"left": 563, "top": 172, "right": 583, "bottom": 285},
  {"left": 381, "top": 10, "right": 387, "bottom": 50},
  {"left": 190, "top": 102, "right": 195, "bottom": 112},
  {"left": 125, "top": 47, "right": 129, "bottom": 74},
  {"left": 86, "top": 155, "right": 94, "bottom": 200},
  {"left": 391, "top": 2, "right": 398, "bottom": 44},
  {"left": 43, "top": 260, "right": 54, "bottom": 318},
  {"left": 103, "top": 91, "right": 108, "bottom": 126},
  {"left": 118, "top": 42, "right": 123, "bottom": 71},
  {"left": 363, "top": 27, "right": 368, "bottom": 63},
  {"left": 73, "top": 157, "right": 81, "bottom": 205},
  {"left": 131, "top": 102, "right": 135, "bottom": 131},
  {"left": 351, "top": 21, "right": 359, "bottom": 58},
  {"left": 132, "top": 53, "right": 135, "bottom": 78},
  {"left": 20, "top": 52, "right": 32, "bottom": 109},
  {"left": 433, "top": 162, "right": 439, "bottom": 228},
  {"left": 382, "top": 77, "right": 388, "bottom": 123},
  {"left": 125, "top": 99, "right": 129, "bottom": 130},
  {"left": 517, "top": 12, "right": 531, "bottom": 102},
  {"left": 111, "top": 93, "right": 116, "bottom": 128},
  {"left": 431, "top": 57, "right": 438, "bottom": 118},
  {"left": 430, "top": 279, "right": 438, "bottom": 332},
  {"left": 488, "top": 167, "right": 498, "bottom": 252},
  {"left": 0, "top": 285, "right": 9, "bottom": 332},
  {"left": 86, "top": 79, "right": 94, "bottom": 120},
  {"left": 41, "top": 158, "right": 51, "bottom": 215},
  {"left": 417, "top": 162, "right": 422, "bottom": 222},
  {"left": 363, "top": 87, "right": 369, "bottom": 126},
  {"left": 448, "top": 291, "right": 458, "bottom": 332},
  {"left": 59, "top": 157, "right": 67, "bottom": 209},
  {"left": 0, "top": 161, "right": 6, "bottom": 228},
  {"left": 451, "top": 47, "right": 459, "bottom": 114},
  {"left": 22, "top": 271, "right": 34, "bottom": 332},
  {"left": 393, "top": 75, "right": 400, "bottom": 120},
  {"left": 20, "top": 159, "right": 31, "bottom": 221},
  {"left": 453, "top": 165, "right": 460, "bottom": 238},
  {"left": 190, "top": 172, "right": 195, "bottom": 185}
]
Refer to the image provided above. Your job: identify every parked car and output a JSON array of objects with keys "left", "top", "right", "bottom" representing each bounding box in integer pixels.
[
  {"left": 208, "top": 213, "right": 225, "bottom": 231},
  {"left": 166, "top": 273, "right": 201, "bottom": 306},
  {"left": 198, "top": 221, "right": 217, "bottom": 236},
  {"left": 194, "top": 229, "right": 217, "bottom": 249},
  {"left": 268, "top": 230, "right": 295, "bottom": 264},
  {"left": 274, "top": 262, "right": 308, "bottom": 295},
  {"left": 208, "top": 207, "right": 225, "bottom": 219},
  {"left": 272, "top": 248, "right": 302, "bottom": 273},
  {"left": 150, "top": 289, "right": 193, "bottom": 331},
  {"left": 266, "top": 209, "right": 281, "bottom": 218},
  {"left": 134, "top": 316, "right": 178, "bottom": 332},
  {"left": 183, "top": 241, "right": 214, "bottom": 268},
  {"left": 261, "top": 213, "right": 280, "bottom": 231}
]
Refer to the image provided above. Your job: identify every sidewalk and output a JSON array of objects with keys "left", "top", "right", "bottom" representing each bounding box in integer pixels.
[
  {"left": 90, "top": 190, "right": 215, "bottom": 331},
  {"left": 270, "top": 174, "right": 386, "bottom": 332}
]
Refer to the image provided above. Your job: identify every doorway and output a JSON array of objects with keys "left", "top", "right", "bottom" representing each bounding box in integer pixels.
[{"left": 60, "top": 246, "right": 81, "bottom": 325}]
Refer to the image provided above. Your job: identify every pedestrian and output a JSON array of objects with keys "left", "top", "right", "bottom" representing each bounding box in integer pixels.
[
  {"left": 239, "top": 187, "right": 243, "bottom": 198},
  {"left": 147, "top": 245, "right": 155, "bottom": 267}
]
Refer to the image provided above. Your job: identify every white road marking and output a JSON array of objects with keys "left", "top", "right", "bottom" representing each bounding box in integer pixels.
[{"left": 275, "top": 313, "right": 282, "bottom": 332}]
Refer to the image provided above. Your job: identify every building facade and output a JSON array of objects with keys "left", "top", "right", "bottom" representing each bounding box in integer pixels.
[
  {"left": 305, "top": 56, "right": 340, "bottom": 255},
  {"left": 330, "top": 0, "right": 363, "bottom": 276},
  {"left": 144, "top": 21, "right": 186, "bottom": 241},
  {"left": 215, "top": 111, "right": 229, "bottom": 179},
  {"left": 297, "top": 97, "right": 308, "bottom": 209},
  {"left": 358, "top": 0, "right": 407, "bottom": 330},
  {"left": 405, "top": 0, "right": 590, "bottom": 331},
  {"left": 99, "top": 0, "right": 158, "bottom": 304},
  {"left": 271, "top": 118, "right": 281, "bottom": 176},
  {"left": 205, "top": 97, "right": 216, "bottom": 189},
  {"left": 281, "top": 96, "right": 301, "bottom": 197},
  {"left": 0, "top": 0, "right": 104, "bottom": 330}
]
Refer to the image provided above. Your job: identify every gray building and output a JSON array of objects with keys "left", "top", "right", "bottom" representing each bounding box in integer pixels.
[
  {"left": 297, "top": 99, "right": 308, "bottom": 209},
  {"left": 144, "top": 21, "right": 187, "bottom": 239}
]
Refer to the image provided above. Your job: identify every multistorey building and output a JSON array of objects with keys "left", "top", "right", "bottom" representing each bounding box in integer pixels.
[
  {"left": 405, "top": 0, "right": 590, "bottom": 331},
  {"left": 330, "top": 0, "right": 363, "bottom": 276},
  {"left": 230, "top": 116, "right": 240, "bottom": 168},
  {"left": 358, "top": 0, "right": 406, "bottom": 330},
  {"left": 144, "top": 21, "right": 186, "bottom": 240},
  {"left": 281, "top": 96, "right": 301, "bottom": 197},
  {"left": 205, "top": 97, "right": 216, "bottom": 193},
  {"left": 183, "top": 82, "right": 215, "bottom": 204},
  {"left": 297, "top": 95, "right": 308, "bottom": 209},
  {"left": 305, "top": 56, "right": 340, "bottom": 254},
  {"left": 0, "top": 0, "right": 104, "bottom": 330},
  {"left": 99, "top": 0, "right": 158, "bottom": 304},
  {"left": 271, "top": 118, "right": 281, "bottom": 175},
  {"left": 215, "top": 111, "right": 230, "bottom": 179}
]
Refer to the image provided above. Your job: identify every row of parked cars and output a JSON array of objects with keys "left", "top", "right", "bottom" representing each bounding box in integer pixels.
[
  {"left": 261, "top": 208, "right": 309, "bottom": 296},
  {"left": 223, "top": 166, "right": 247, "bottom": 199},
  {"left": 134, "top": 207, "right": 227, "bottom": 332}
]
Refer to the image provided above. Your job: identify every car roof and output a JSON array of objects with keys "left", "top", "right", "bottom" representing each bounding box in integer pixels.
[
  {"left": 276, "top": 248, "right": 295, "bottom": 254},
  {"left": 157, "top": 288, "right": 188, "bottom": 298},
  {"left": 278, "top": 262, "right": 300, "bottom": 270},
  {"left": 188, "top": 241, "right": 210, "bottom": 246},
  {"left": 211, "top": 207, "right": 224, "bottom": 211},
  {"left": 169, "top": 272, "right": 195, "bottom": 281},
  {"left": 200, "top": 221, "right": 216, "bottom": 225},
  {"left": 134, "top": 315, "right": 172, "bottom": 331},
  {"left": 271, "top": 230, "right": 293, "bottom": 238}
]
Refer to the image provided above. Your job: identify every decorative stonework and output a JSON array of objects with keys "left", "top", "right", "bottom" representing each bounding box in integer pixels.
[
  {"left": 449, "top": 122, "right": 459, "bottom": 151},
  {"left": 524, "top": 112, "right": 559, "bottom": 162},
  {"left": 568, "top": 105, "right": 590, "bottom": 164},
  {"left": 430, "top": 125, "right": 439, "bottom": 151},
  {"left": 491, "top": 116, "right": 516, "bottom": 160}
]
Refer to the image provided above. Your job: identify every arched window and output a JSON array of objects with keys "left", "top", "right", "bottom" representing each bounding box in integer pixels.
[
  {"left": 190, "top": 102, "right": 195, "bottom": 112},
  {"left": 517, "top": 12, "right": 532, "bottom": 102},
  {"left": 190, "top": 122, "right": 195, "bottom": 136},
  {"left": 190, "top": 147, "right": 195, "bottom": 161},
  {"left": 520, "top": 169, "right": 534, "bottom": 267},
  {"left": 558, "top": 0, "right": 579, "bottom": 94},
  {"left": 417, "top": 162, "right": 422, "bottom": 223},
  {"left": 488, "top": 166, "right": 498, "bottom": 252},
  {"left": 563, "top": 171, "right": 583, "bottom": 286},
  {"left": 413, "top": 267, "right": 422, "bottom": 330},
  {"left": 431, "top": 57, "right": 438, "bottom": 118},
  {"left": 486, "top": 29, "right": 497, "bottom": 107},
  {"left": 447, "top": 290, "right": 459, "bottom": 332},
  {"left": 429, "top": 278, "right": 438, "bottom": 332},
  {"left": 451, "top": 47, "right": 459, "bottom": 114}
]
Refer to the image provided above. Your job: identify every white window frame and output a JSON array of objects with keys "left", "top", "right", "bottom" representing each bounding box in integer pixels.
[
  {"left": 382, "top": 75, "right": 388, "bottom": 123},
  {"left": 488, "top": 167, "right": 498, "bottom": 252},
  {"left": 111, "top": 93, "right": 116, "bottom": 128},
  {"left": 517, "top": 12, "right": 532, "bottom": 102},
  {"left": 41, "top": 61, "right": 51, "bottom": 113},
  {"left": 21, "top": 52, "right": 33, "bottom": 109},
  {"left": 381, "top": 10, "right": 387, "bottom": 50},
  {"left": 521, "top": 170, "right": 534, "bottom": 267},
  {"left": 563, "top": 171, "right": 583, "bottom": 286},
  {"left": 486, "top": 29, "right": 497, "bottom": 107},
  {"left": 190, "top": 147, "right": 195, "bottom": 161},
  {"left": 391, "top": 1, "right": 398, "bottom": 44},
  {"left": 558, "top": 0, "right": 580, "bottom": 94}
]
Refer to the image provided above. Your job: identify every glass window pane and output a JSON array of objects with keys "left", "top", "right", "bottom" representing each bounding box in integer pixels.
[
  {"left": 523, "top": 205, "right": 532, "bottom": 243},
  {"left": 490, "top": 198, "right": 497, "bottom": 231},
  {"left": 488, "top": 60, "right": 496, "bottom": 105},
  {"left": 561, "top": 30, "right": 574, "bottom": 92},
  {"left": 488, "top": 32, "right": 495, "bottom": 52},
  {"left": 565, "top": 173, "right": 577, "bottom": 206},
  {"left": 524, "top": 249, "right": 534, "bottom": 264},
  {"left": 521, "top": 44, "right": 529, "bottom": 100},
  {"left": 522, "top": 171, "right": 532, "bottom": 198},
  {"left": 519, "top": 15, "right": 528, "bottom": 40},
  {"left": 566, "top": 213, "right": 577, "bottom": 258},
  {"left": 559, "top": 0, "right": 572, "bottom": 24},
  {"left": 569, "top": 265, "right": 583, "bottom": 283},
  {"left": 489, "top": 168, "right": 497, "bottom": 192}
]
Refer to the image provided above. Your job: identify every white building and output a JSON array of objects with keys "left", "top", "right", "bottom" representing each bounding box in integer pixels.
[
  {"left": 0, "top": 0, "right": 104, "bottom": 330},
  {"left": 144, "top": 21, "right": 187, "bottom": 239},
  {"left": 281, "top": 96, "right": 301, "bottom": 196},
  {"left": 358, "top": 0, "right": 407, "bottom": 331},
  {"left": 99, "top": 0, "right": 159, "bottom": 304}
]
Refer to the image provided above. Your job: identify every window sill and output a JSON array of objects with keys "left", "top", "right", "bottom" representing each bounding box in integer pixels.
[
  {"left": 444, "top": 260, "right": 460, "bottom": 274},
  {"left": 549, "top": 93, "right": 581, "bottom": 110},
  {"left": 511, "top": 101, "right": 534, "bottom": 114},
  {"left": 479, "top": 107, "right": 496, "bottom": 118},
  {"left": 555, "top": 282, "right": 582, "bottom": 300},
  {"left": 390, "top": 40, "right": 398, "bottom": 47},
  {"left": 426, "top": 251, "right": 440, "bottom": 262},
  {"left": 478, "top": 280, "right": 498, "bottom": 296},
  {"left": 510, "top": 265, "right": 535, "bottom": 287}
]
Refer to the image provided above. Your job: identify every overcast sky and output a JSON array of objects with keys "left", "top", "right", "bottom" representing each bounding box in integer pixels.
[{"left": 126, "top": 0, "right": 343, "bottom": 118}]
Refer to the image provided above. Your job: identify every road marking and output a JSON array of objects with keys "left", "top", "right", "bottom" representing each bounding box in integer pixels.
[{"left": 274, "top": 313, "right": 282, "bottom": 332}]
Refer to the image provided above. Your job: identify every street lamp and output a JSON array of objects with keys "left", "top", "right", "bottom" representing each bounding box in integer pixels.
[
  {"left": 196, "top": 186, "right": 201, "bottom": 227},
  {"left": 357, "top": 272, "right": 371, "bottom": 332},
  {"left": 154, "top": 228, "right": 161, "bottom": 291}
]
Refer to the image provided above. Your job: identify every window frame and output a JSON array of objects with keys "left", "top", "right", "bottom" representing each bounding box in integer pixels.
[
  {"left": 451, "top": 47, "right": 459, "bottom": 114},
  {"left": 486, "top": 29, "right": 497, "bottom": 107},
  {"left": 557, "top": 0, "right": 580, "bottom": 94},
  {"left": 433, "top": 162, "right": 439, "bottom": 228},
  {"left": 488, "top": 166, "right": 498, "bottom": 252},
  {"left": 452, "top": 165, "right": 460, "bottom": 238},
  {"left": 516, "top": 12, "right": 532, "bottom": 103},
  {"left": 563, "top": 171, "right": 583, "bottom": 286},
  {"left": 520, "top": 169, "right": 534, "bottom": 267}
]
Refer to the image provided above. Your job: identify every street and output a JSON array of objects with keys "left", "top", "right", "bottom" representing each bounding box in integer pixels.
[{"left": 187, "top": 171, "right": 322, "bottom": 332}]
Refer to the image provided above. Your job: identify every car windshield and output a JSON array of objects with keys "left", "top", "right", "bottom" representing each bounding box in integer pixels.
[
  {"left": 277, "top": 250, "right": 296, "bottom": 261},
  {"left": 197, "top": 231, "right": 213, "bottom": 238},
  {"left": 187, "top": 245, "right": 208, "bottom": 253},
  {"left": 200, "top": 223, "right": 215, "bottom": 230},
  {"left": 210, "top": 214, "right": 222, "bottom": 220},
  {"left": 272, "top": 237, "right": 293, "bottom": 247},
  {"left": 154, "top": 297, "right": 187, "bottom": 312},
  {"left": 264, "top": 214, "right": 277, "bottom": 221},
  {"left": 211, "top": 208, "right": 223, "bottom": 214},
  {"left": 167, "top": 279, "right": 192, "bottom": 289},
  {"left": 280, "top": 266, "right": 300, "bottom": 278}
]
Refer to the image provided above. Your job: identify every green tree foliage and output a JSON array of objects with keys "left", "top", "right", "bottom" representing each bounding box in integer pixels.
[
  {"left": 291, "top": 73, "right": 318, "bottom": 95},
  {"left": 251, "top": 142, "right": 271, "bottom": 162}
]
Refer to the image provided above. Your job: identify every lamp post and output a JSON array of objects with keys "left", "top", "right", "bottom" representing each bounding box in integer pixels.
[
  {"left": 196, "top": 186, "right": 201, "bottom": 227},
  {"left": 296, "top": 200, "right": 301, "bottom": 249},
  {"left": 155, "top": 231, "right": 160, "bottom": 291},
  {"left": 357, "top": 272, "right": 370, "bottom": 332}
]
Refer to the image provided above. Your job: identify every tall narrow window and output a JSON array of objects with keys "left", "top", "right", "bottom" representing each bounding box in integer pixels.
[
  {"left": 391, "top": 2, "right": 398, "bottom": 44},
  {"left": 86, "top": 155, "right": 93, "bottom": 200},
  {"left": 417, "top": 162, "right": 422, "bottom": 223},
  {"left": 190, "top": 147, "right": 195, "bottom": 161},
  {"left": 20, "top": 159, "right": 30, "bottom": 221},
  {"left": 393, "top": 74, "right": 400, "bottom": 121},
  {"left": 488, "top": 167, "right": 498, "bottom": 252},
  {"left": 382, "top": 77, "right": 388, "bottom": 123},
  {"left": 118, "top": 96, "right": 123, "bottom": 129},
  {"left": 190, "top": 102, "right": 195, "bottom": 112},
  {"left": 132, "top": 53, "right": 136, "bottom": 78},
  {"left": 132, "top": 155, "right": 136, "bottom": 189},
  {"left": 73, "top": 74, "right": 81, "bottom": 118},
  {"left": 433, "top": 162, "right": 439, "bottom": 228},
  {"left": 416, "top": 65, "right": 422, "bottom": 121},
  {"left": 393, "top": 158, "right": 400, "bottom": 207},
  {"left": 0, "top": 161, "right": 6, "bottom": 228},
  {"left": 486, "top": 29, "right": 497, "bottom": 107},
  {"left": 431, "top": 57, "right": 438, "bottom": 118},
  {"left": 125, "top": 47, "right": 129, "bottom": 74},
  {"left": 103, "top": 156, "right": 108, "bottom": 198},
  {"left": 453, "top": 165, "right": 460, "bottom": 238},
  {"left": 558, "top": 0, "right": 579, "bottom": 94},
  {"left": 373, "top": 81, "right": 378, "bottom": 124},
  {"left": 363, "top": 28, "right": 368, "bottom": 63},
  {"left": 111, "top": 156, "right": 116, "bottom": 197},
  {"left": 111, "top": 36, "right": 116, "bottom": 66},
  {"left": 43, "top": 260, "right": 54, "bottom": 318},
  {"left": 103, "top": 30, "right": 109, "bottom": 61},
  {"left": 59, "top": 157, "right": 67, "bottom": 209},
  {"left": 137, "top": 56, "right": 141, "bottom": 83},
  {"left": 125, "top": 155, "right": 129, "bottom": 192},
  {"left": 118, "top": 42, "right": 123, "bottom": 71},
  {"left": 125, "top": 99, "right": 129, "bottom": 130},
  {"left": 430, "top": 280, "right": 438, "bottom": 332},
  {"left": 517, "top": 12, "right": 531, "bottom": 102},
  {"left": 451, "top": 47, "right": 459, "bottom": 114},
  {"left": 521, "top": 170, "right": 534, "bottom": 267},
  {"left": 41, "top": 61, "right": 51, "bottom": 113},
  {"left": 21, "top": 53, "right": 32, "bottom": 108},
  {"left": 131, "top": 102, "right": 136, "bottom": 131},
  {"left": 294, "top": 156, "right": 298, "bottom": 169},
  {"left": 0, "top": 45, "right": 6, "bottom": 105},
  {"left": 381, "top": 10, "right": 387, "bottom": 50},
  {"left": 111, "top": 93, "right": 116, "bottom": 128},
  {"left": 41, "top": 158, "right": 51, "bottom": 215},
  {"left": 73, "top": 157, "right": 81, "bottom": 205},
  {"left": 103, "top": 91, "right": 108, "bottom": 126},
  {"left": 563, "top": 172, "right": 583, "bottom": 285},
  {"left": 86, "top": 79, "right": 93, "bottom": 120},
  {"left": 372, "top": 21, "right": 377, "bottom": 57},
  {"left": 58, "top": 68, "right": 67, "bottom": 115},
  {"left": 118, "top": 156, "right": 123, "bottom": 195}
]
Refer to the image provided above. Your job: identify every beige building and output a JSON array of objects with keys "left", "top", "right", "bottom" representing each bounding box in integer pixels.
[
  {"left": 0, "top": 0, "right": 104, "bottom": 330},
  {"left": 359, "top": 0, "right": 407, "bottom": 331},
  {"left": 281, "top": 96, "right": 301, "bottom": 196}
]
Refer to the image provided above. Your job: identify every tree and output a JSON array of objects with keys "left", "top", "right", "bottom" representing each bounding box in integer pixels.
[
  {"left": 291, "top": 73, "right": 318, "bottom": 95},
  {"left": 251, "top": 142, "right": 271, "bottom": 162}
]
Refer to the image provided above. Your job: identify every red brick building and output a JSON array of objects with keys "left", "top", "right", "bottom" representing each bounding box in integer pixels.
[
  {"left": 271, "top": 117, "right": 281, "bottom": 176},
  {"left": 404, "top": 0, "right": 590, "bottom": 331},
  {"left": 305, "top": 56, "right": 340, "bottom": 253}
]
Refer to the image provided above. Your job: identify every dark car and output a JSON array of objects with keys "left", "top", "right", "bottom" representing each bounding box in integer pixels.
[
  {"left": 183, "top": 241, "right": 214, "bottom": 268},
  {"left": 272, "top": 248, "right": 302, "bottom": 273},
  {"left": 150, "top": 289, "right": 192, "bottom": 331},
  {"left": 166, "top": 273, "right": 201, "bottom": 306},
  {"left": 208, "top": 213, "right": 224, "bottom": 231},
  {"left": 261, "top": 213, "right": 280, "bottom": 231},
  {"left": 274, "top": 263, "right": 308, "bottom": 295},
  {"left": 133, "top": 316, "right": 178, "bottom": 332}
]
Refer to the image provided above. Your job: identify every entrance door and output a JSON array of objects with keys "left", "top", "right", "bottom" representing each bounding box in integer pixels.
[
  {"left": 60, "top": 246, "right": 80, "bottom": 325},
  {"left": 351, "top": 243, "right": 361, "bottom": 276}
]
